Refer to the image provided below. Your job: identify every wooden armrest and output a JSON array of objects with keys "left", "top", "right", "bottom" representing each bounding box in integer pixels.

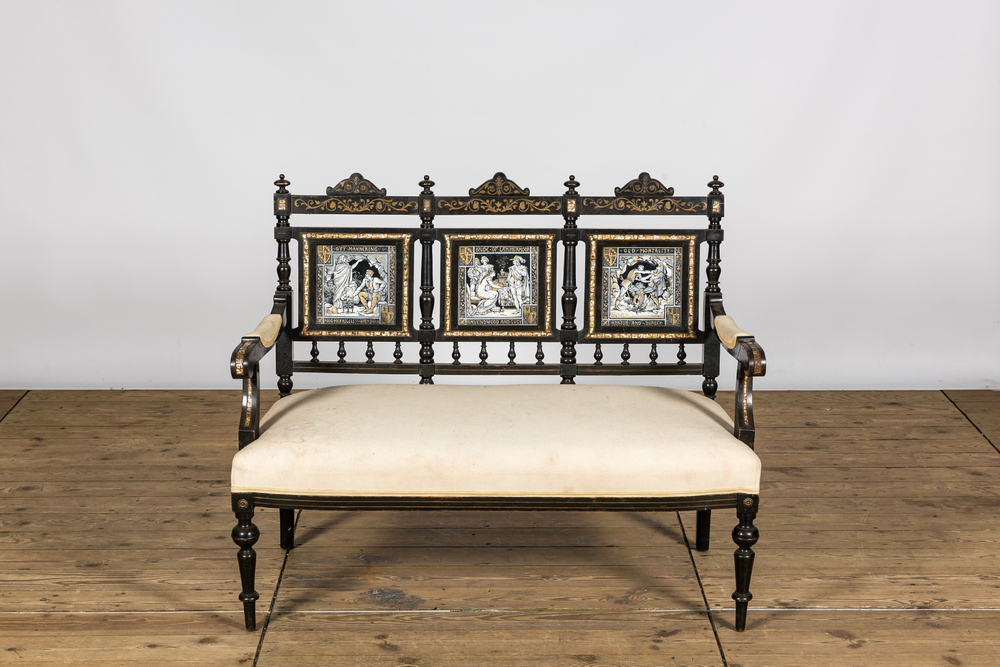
[
  {"left": 706, "top": 301, "right": 767, "bottom": 447},
  {"left": 232, "top": 300, "right": 288, "bottom": 449},
  {"left": 231, "top": 304, "right": 286, "bottom": 380},
  {"left": 709, "top": 303, "right": 766, "bottom": 378}
]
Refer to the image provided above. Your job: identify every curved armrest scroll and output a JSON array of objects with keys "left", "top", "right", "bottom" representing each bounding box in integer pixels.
[
  {"left": 231, "top": 338, "right": 270, "bottom": 379},
  {"left": 711, "top": 308, "right": 766, "bottom": 377},
  {"left": 733, "top": 338, "right": 766, "bottom": 378}
]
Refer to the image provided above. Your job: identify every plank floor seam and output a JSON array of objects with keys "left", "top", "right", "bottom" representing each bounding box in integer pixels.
[
  {"left": 677, "top": 510, "right": 728, "bottom": 667},
  {"left": 0, "top": 389, "right": 28, "bottom": 423},
  {"left": 252, "top": 509, "right": 299, "bottom": 667},
  {"left": 942, "top": 390, "right": 1000, "bottom": 455}
]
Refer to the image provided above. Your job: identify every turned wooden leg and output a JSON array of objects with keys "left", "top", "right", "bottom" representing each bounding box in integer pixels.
[
  {"left": 232, "top": 496, "right": 260, "bottom": 631},
  {"left": 702, "top": 375, "right": 718, "bottom": 400},
  {"left": 696, "top": 509, "right": 711, "bottom": 551},
  {"left": 280, "top": 508, "right": 296, "bottom": 550},
  {"left": 732, "top": 494, "right": 759, "bottom": 632}
]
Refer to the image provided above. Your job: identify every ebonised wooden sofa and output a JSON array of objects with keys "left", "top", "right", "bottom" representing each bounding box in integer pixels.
[{"left": 229, "top": 172, "right": 766, "bottom": 632}]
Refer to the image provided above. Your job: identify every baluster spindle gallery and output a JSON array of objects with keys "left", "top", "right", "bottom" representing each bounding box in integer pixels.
[
  {"left": 479, "top": 341, "right": 489, "bottom": 366},
  {"left": 452, "top": 342, "right": 461, "bottom": 365},
  {"left": 365, "top": 341, "right": 375, "bottom": 364},
  {"left": 621, "top": 343, "right": 631, "bottom": 366},
  {"left": 508, "top": 342, "right": 517, "bottom": 365},
  {"left": 677, "top": 343, "right": 687, "bottom": 365},
  {"left": 310, "top": 342, "right": 319, "bottom": 364},
  {"left": 594, "top": 343, "right": 603, "bottom": 365},
  {"left": 649, "top": 343, "right": 658, "bottom": 366},
  {"left": 535, "top": 342, "right": 544, "bottom": 365},
  {"left": 337, "top": 341, "right": 347, "bottom": 364},
  {"left": 393, "top": 342, "right": 403, "bottom": 365}
]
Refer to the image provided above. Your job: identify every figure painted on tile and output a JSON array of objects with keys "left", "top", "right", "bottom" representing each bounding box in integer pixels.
[
  {"left": 507, "top": 255, "right": 529, "bottom": 311},
  {"left": 456, "top": 243, "right": 541, "bottom": 328},
  {"left": 642, "top": 259, "right": 673, "bottom": 309},
  {"left": 323, "top": 253, "right": 389, "bottom": 318},
  {"left": 613, "top": 260, "right": 654, "bottom": 312},
  {"left": 466, "top": 256, "right": 492, "bottom": 299},
  {"left": 326, "top": 253, "right": 367, "bottom": 314},
  {"left": 601, "top": 245, "right": 682, "bottom": 329},
  {"left": 473, "top": 265, "right": 501, "bottom": 314},
  {"left": 353, "top": 268, "right": 387, "bottom": 314}
]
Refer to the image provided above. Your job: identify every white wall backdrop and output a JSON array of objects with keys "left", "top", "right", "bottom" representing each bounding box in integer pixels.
[{"left": 1, "top": 1, "right": 998, "bottom": 390}]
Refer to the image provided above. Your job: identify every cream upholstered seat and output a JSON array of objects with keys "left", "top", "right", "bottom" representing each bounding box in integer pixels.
[{"left": 232, "top": 384, "right": 760, "bottom": 498}]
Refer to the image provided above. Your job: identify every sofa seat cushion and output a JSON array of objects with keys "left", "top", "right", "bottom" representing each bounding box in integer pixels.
[{"left": 231, "top": 385, "right": 760, "bottom": 498}]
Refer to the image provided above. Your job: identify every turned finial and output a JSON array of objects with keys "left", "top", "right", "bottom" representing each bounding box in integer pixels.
[
  {"left": 708, "top": 175, "right": 724, "bottom": 194},
  {"left": 274, "top": 174, "right": 290, "bottom": 193},
  {"left": 419, "top": 175, "right": 435, "bottom": 194},
  {"left": 564, "top": 175, "right": 579, "bottom": 194}
]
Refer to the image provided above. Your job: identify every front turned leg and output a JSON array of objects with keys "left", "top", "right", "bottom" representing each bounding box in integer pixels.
[
  {"left": 696, "top": 510, "right": 711, "bottom": 551},
  {"left": 732, "top": 494, "right": 759, "bottom": 632},
  {"left": 232, "top": 496, "right": 260, "bottom": 631},
  {"left": 280, "top": 508, "right": 296, "bottom": 550}
]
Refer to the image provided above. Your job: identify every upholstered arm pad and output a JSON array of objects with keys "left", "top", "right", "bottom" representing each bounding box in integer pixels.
[
  {"left": 714, "top": 315, "right": 751, "bottom": 350},
  {"left": 711, "top": 307, "right": 765, "bottom": 377},
  {"left": 231, "top": 314, "right": 282, "bottom": 379},
  {"left": 244, "top": 314, "right": 282, "bottom": 348}
]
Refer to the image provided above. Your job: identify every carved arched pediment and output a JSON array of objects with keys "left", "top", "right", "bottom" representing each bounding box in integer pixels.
[
  {"left": 327, "top": 173, "right": 387, "bottom": 197},
  {"left": 468, "top": 173, "right": 530, "bottom": 197},
  {"left": 614, "top": 172, "right": 674, "bottom": 197}
]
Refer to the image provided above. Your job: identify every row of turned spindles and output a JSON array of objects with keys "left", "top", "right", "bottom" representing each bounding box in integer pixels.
[
  {"left": 593, "top": 342, "right": 687, "bottom": 366},
  {"left": 309, "top": 341, "right": 687, "bottom": 366},
  {"left": 309, "top": 340, "right": 404, "bottom": 365},
  {"left": 450, "top": 341, "right": 546, "bottom": 366}
]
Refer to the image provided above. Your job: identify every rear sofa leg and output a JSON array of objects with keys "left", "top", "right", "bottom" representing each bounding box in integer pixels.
[
  {"left": 696, "top": 510, "right": 711, "bottom": 551},
  {"left": 702, "top": 376, "right": 718, "bottom": 400},
  {"left": 232, "top": 496, "right": 260, "bottom": 631},
  {"left": 280, "top": 508, "right": 296, "bottom": 550},
  {"left": 732, "top": 494, "right": 759, "bottom": 632}
]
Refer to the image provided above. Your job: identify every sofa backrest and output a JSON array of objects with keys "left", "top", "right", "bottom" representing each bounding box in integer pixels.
[{"left": 269, "top": 171, "right": 727, "bottom": 386}]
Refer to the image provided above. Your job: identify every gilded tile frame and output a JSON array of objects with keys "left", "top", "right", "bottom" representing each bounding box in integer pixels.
[
  {"left": 300, "top": 231, "right": 413, "bottom": 338},
  {"left": 583, "top": 232, "right": 700, "bottom": 340},
  {"left": 441, "top": 232, "right": 557, "bottom": 339}
]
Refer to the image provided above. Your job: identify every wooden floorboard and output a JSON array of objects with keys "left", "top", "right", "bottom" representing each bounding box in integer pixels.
[
  {"left": 1, "top": 389, "right": 998, "bottom": 665},
  {"left": 695, "top": 389, "right": 1000, "bottom": 665},
  {"left": 0, "top": 391, "right": 283, "bottom": 620},
  {"left": 257, "top": 611, "right": 722, "bottom": 666},
  {"left": 715, "top": 610, "right": 1000, "bottom": 666},
  {"left": 273, "top": 510, "right": 706, "bottom": 614},
  {"left": 0, "top": 613, "right": 260, "bottom": 665}
]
